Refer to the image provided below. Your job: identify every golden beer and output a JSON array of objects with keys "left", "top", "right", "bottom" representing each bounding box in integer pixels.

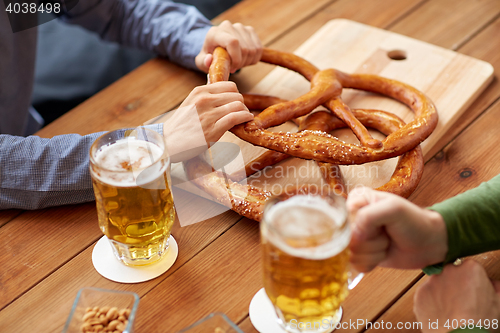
[
  {"left": 262, "top": 194, "right": 351, "bottom": 333},
  {"left": 90, "top": 129, "right": 175, "bottom": 266}
]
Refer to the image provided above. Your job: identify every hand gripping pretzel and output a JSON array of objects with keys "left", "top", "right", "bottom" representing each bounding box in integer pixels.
[{"left": 183, "top": 47, "right": 436, "bottom": 221}]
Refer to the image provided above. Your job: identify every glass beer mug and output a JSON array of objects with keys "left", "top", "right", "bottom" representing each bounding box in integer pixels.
[
  {"left": 261, "top": 190, "right": 363, "bottom": 333},
  {"left": 89, "top": 128, "right": 175, "bottom": 266}
]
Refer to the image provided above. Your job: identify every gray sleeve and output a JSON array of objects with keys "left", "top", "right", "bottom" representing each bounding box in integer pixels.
[
  {"left": 0, "top": 124, "right": 163, "bottom": 210},
  {"left": 59, "top": 0, "right": 212, "bottom": 70}
]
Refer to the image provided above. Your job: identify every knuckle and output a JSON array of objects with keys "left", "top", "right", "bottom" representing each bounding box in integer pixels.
[
  {"left": 195, "top": 94, "right": 213, "bottom": 106},
  {"left": 245, "top": 25, "right": 256, "bottom": 33},
  {"left": 191, "top": 86, "right": 201, "bottom": 94},
  {"left": 228, "top": 100, "right": 244, "bottom": 111},
  {"left": 389, "top": 199, "right": 406, "bottom": 214},
  {"left": 225, "top": 81, "right": 238, "bottom": 91},
  {"left": 228, "top": 38, "right": 241, "bottom": 49},
  {"left": 355, "top": 209, "right": 369, "bottom": 226}
]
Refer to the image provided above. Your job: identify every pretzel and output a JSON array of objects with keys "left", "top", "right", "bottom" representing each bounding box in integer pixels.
[{"left": 182, "top": 47, "right": 437, "bottom": 221}]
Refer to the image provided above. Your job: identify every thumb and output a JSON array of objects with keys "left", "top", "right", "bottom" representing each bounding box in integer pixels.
[
  {"left": 346, "top": 186, "right": 373, "bottom": 213},
  {"left": 492, "top": 280, "right": 500, "bottom": 296},
  {"left": 195, "top": 53, "right": 212, "bottom": 73}
]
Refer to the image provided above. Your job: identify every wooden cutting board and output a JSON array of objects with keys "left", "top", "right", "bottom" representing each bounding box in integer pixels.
[{"left": 171, "top": 19, "right": 493, "bottom": 224}]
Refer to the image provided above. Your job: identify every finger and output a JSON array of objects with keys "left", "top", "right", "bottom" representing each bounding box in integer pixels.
[
  {"left": 246, "top": 26, "right": 263, "bottom": 64},
  {"left": 213, "top": 21, "right": 243, "bottom": 72},
  {"left": 231, "top": 23, "right": 253, "bottom": 70},
  {"left": 352, "top": 197, "right": 406, "bottom": 241},
  {"left": 198, "top": 81, "right": 239, "bottom": 95},
  {"left": 204, "top": 54, "right": 213, "bottom": 73},
  {"left": 349, "top": 232, "right": 389, "bottom": 253},
  {"left": 202, "top": 92, "right": 244, "bottom": 109},
  {"left": 350, "top": 251, "right": 387, "bottom": 273},
  {"left": 215, "top": 93, "right": 245, "bottom": 107},
  {"left": 204, "top": 29, "right": 242, "bottom": 72},
  {"left": 346, "top": 186, "right": 372, "bottom": 212},
  {"left": 347, "top": 187, "right": 395, "bottom": 213},
  {"left": 211, "top": 101, "right": 249, "bottom": 119},
  {"left": 491, "top": 280, "right": 500, "bottom": 296},
  {"left": 214, "top": 109, "right": 254, "bottom": 133}
]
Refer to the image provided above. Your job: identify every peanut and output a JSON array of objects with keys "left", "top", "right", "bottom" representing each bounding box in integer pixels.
[
  {"left": 107, "top": 320, "right": 120, "bottom": 331},
  {"left": 82, "top": 311, "right": 97, "bottom": 322},
  {"left": 80, "top": 322, "right": 93, "bottom": 331},
  {"left": 88, "top": 318, "right": 102, "bottom": 326},
  {"left": 81, "top": 306, "right": 131, "bottom": 333},
  {"left": 99, "top": 314, "right": 109, "bottom": 325},
  {"left": 116, "top": 323, "right": 125, "bottom": 331},
  {"left": 106, "top": 307, "right": 119, "bottom": 321},
  {"left": 99, "top": 306, "right": 110, "bottom": 315},
  {"left": 93, "top": 324, "right": 104, "bottom": 331}
]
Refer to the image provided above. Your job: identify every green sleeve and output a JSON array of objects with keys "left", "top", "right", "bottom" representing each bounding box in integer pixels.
[{"left": 423, "top": 174, "right": 500, "bottom": 275}]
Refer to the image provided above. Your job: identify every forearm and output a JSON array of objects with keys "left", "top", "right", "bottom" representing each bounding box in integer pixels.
[
  {"left": 429, "top": 174, "right": 500, "bottom": 264},
  {"left": 59, "top": 0, "right": 211, "bottom": 70},
  {"left": 0, "top": 124, "right": 163, "bottom": 210}
]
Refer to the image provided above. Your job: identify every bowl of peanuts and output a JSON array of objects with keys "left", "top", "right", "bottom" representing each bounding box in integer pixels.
[{"left": 62, "top": 287, "right": 140, "bottom": 333}]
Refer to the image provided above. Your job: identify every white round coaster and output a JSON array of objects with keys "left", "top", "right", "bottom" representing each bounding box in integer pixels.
[
  {"left": 92, "top": 235, "right": 178, "bottom": 283},
  {"left": 249, "top": 288, "right": 287, "bottom": 333},
  {"left": 249, "top": 288, "right": 342, "bottom": 333}
]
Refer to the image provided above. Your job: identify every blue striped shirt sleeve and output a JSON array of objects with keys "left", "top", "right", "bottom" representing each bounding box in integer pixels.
[
  {"left": 59, "top": 0, "right": 212, "bottom": 70},
  {"left": 0, "top": 123, "right": 163, "bottom": 210}
]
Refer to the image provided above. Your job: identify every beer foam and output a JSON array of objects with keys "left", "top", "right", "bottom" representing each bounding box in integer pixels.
[
  {"left": 264, "top": 195, "right": 350, "bottom": 259},
  {"left": 93, "top": 139, "right": 167, "bottom": 187}
]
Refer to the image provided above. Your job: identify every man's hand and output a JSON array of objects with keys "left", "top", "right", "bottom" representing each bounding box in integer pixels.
[
  {"left": 347, "top": 186, "right": 448, "bottom": 272},
  {"left": 414, "top": 260, "right": 500, "bottom": 333},
  {"left": 163, "top": 81, "right": 253, "bottom": 162},
  {"left": 195, "top": 20, "right": 263, "bottom": 73}
]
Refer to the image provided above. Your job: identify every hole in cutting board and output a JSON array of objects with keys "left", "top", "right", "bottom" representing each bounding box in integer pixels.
[{"left": 387, "top": 50, "right": 407, "bottom": 60}]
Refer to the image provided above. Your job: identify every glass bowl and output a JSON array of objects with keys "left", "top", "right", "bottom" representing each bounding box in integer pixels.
[
  {"left": 178, "top": 312, "right": 243, "bottom": 333},
  {"left": 62, "top": 287, "right": 140, "bottom": 333}
]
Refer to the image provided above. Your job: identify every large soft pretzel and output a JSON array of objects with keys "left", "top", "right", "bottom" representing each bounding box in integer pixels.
[{"left": 183, "top": 47, "right": 436, "bottom": 221}]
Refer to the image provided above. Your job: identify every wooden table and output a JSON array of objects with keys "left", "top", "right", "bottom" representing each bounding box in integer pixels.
[{"left": 1, "top": 0, "right": 500, "bottom": 332}]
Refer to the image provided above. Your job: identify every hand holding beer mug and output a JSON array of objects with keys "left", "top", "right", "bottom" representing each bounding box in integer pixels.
[
  {"left": 90, "top": 128, "right": 175, "bottom": 267},
  {"left": 260, "top": 190, "right": 363, "bottom": 333}
]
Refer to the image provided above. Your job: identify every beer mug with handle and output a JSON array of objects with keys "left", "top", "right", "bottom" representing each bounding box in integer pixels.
[
  {"left": 261, "top": 189, "right": 363, "bottom": 333},
  {"left": 89, "top": 127, "right": 175, "bottom": 266}
]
